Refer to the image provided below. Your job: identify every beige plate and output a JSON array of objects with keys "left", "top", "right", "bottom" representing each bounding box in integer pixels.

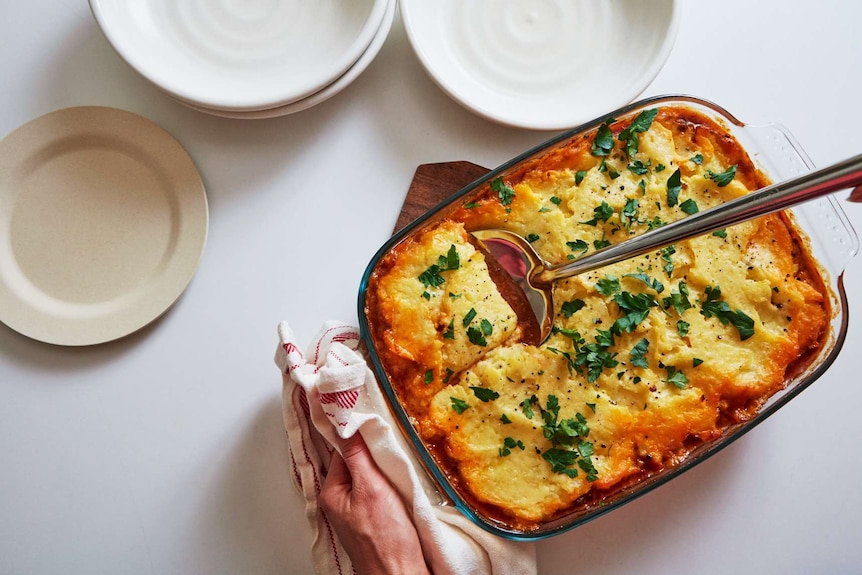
[{"left": 0, "top": 107, "right": 208, "bottom": 346}]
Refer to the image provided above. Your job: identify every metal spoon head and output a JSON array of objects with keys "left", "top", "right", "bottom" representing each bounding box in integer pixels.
[{"left": 471, "top": 229, "right": 553, "bottom": 345}]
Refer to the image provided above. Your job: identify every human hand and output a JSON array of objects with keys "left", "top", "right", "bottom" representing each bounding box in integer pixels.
[{"left": 319, "top": 434, "right": 431, "bottom": 575}]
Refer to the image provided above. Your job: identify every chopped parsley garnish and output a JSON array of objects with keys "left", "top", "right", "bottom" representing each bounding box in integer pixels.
[
  {"left": 500, "top": 413, "right": 512, "bottom": 424},
  {"left": 706, "top": 164, "right": 738, "bottom": 187},
  {"left": 630, "top": 338, "right": 650, "bottom": 368},
  {"left": 677, "top": 320, "right": 690, "bottom": 338},
  {"left": 450, "top": 397, "right": 470, "bottom": 414},
  {"left": 591, "top": 119, "right": 615, "bottom": 156},
  {"left": 575, "top": 170, "right": 587, "bottom": 185},
  {"left": 690, "top": 153, "right": 704, "bottom": 165},
  {"left": 567, "top": 239, "right": 589, "bottom": 253},
  {"left": 490, "top": 177, "right": 516, "bottom": 206},
  {"left": 466, "top": 326, "right": 487, "bottom": 346},
  {"left": 550, "top": 330, "right": 619, "bottom": 382},
  {"left": 443, "top": 319, "right": 455, "bottom": 339},
  {"left": 586, "top": 402, "right": 597, "bottom": 413},
  {"left": 463, "top": 201, "right": 481, "bottom": 209},
  {"left": 581, "top": 201, "right": 614, "bottom": 226},
  {"left": 663, "top": 365, "right": 688, "bottom": 389},
  {"left": 542, "top": 448, "right": 579, "bottom": 477},
  {"left": 561, "top": 299, "right": 586, "bottom": 318},
  {"left": 594, "top": 236, "right": 612, "bottom": 250},
  {"left": 470, "top": 386, "right": 499, "bottom": 402},
  {"left": 499, "top": 436, "right": 525, "bottom": 457},
  {"left": 424, "top": 370, "right": 433, "bottom": 384},
  {"left": 660, "top": 245, "right": 676, "bottom": 277},
  {"left": 679, "top": 198, "right": 699, "bottom": 214},
  {"left": 693, "top": 358, "right": 704, "bottom": 367},
  {"left": 422, "top": 291, "right": 431, "bottom": 300},
  {"left": 526, "top": 233, "right": 540, "bottom": 243},
  {"left": 596, "top": 275, "right": 621, "bottom": 296},
  {"left": 620, "top": 198, "right": 640, "bottom": 231},
  {"left": 618, "top": 108, "right": 658, "bottom": 157},
  {"left": 628, "top": 159, "right": 651, "bottom": 175},
  {"left": 666, "top": 168, "right": 682, "bottom": 207},
  {"left": 418, "top": 244, "right": 460, "bottom": 288},
  {"left": 537, "top": 395, "right": 597, "bottom": 480},
  {"left": 521, "top": 395, "right": 538, "bottom": 419},
  {"left": 611, "top": 291, "right": 659, "bottom": 335},
  {"left": 624, "top": 271, "right": 664, "bottom": 293},
  {"left": 712, "top": 228, "right": 728, "bottom": 238},
  {"left": 462, "top": 308, "right": 477, "bottom": 327},
  {"left": 655, "top": 163, "right": 667, "bottom": 172},
  {"left": 662, "top": 281, "right": 692, "bottom": 315},
  {"left": 449, "top": 292, "right": 461, "bottom": 298},
  {"left": 647, "top": 215, "right": 665, "bottom": 230},
  {"left": 480, "top": 318, "right": 493, "bottom": 336},
  {"left": 699, "top": 284, "right": 755, "bottom": 340},
  {"left": 550, "top": 196, "right": 562, "bottom": 205}
]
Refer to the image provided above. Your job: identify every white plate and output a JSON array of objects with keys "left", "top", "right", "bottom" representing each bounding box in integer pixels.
[
  {"left": 401, "top": 0, "right": 680, "bottom": 131},
  {"left": 0, "top": 107, "right": 208, "bottom": 346},
  {"left": 177, "top": 0, "right": 397, "bottom": 120},
  {"left": 89, "top": 0, "right": 387, "bottom": 111}
]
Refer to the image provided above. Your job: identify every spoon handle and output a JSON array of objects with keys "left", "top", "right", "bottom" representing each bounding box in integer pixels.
[{"left": 541, "top": 153, "right": 862, "bottom": 282}]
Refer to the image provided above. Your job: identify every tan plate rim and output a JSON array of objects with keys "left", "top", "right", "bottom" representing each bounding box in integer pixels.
[{"left": 0, "top": 106, "right": 208, "bottom": 346}]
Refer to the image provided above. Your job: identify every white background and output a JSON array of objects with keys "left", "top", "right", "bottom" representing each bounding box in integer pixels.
[{"left": 1, "top": 1, "right": 861, "bottom": 573}]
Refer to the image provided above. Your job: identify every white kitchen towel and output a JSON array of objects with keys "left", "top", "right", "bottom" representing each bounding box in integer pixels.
[{"left": 275, "top": 320, "right": 537, "bottom": 575}]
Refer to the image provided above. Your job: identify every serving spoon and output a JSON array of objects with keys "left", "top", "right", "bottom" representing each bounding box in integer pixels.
[{"left": 471, "top": 153, "right": 862, "bottom": 346}]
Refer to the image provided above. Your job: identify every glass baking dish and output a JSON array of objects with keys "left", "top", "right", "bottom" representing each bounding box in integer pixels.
[{"left": 357, "top": 94, "right": 859, "bottom": 540}]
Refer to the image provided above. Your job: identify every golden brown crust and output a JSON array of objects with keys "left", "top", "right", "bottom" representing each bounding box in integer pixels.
[{"left": 365, "top": 106, "right": 830, "bottom": 530}]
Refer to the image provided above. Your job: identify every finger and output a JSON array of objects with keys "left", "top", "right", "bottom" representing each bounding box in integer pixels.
[
  {"left": 324, "top": 448, "right": 352, "bottom": 488},
  {"left": 849, "top": 185, "right": 862, "bottom": 202},
  {"left": 338, "top": 434, "right": 382, "bottom": 482}
]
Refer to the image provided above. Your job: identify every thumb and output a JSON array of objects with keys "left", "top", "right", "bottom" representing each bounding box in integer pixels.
[{"left": 338, "top": 433, "right": 380, "bottom": 481}]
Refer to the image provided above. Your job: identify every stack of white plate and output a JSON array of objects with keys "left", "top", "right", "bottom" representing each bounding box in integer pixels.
[{"left": 89, "top": 0, "right": 396, "bottom": 119}]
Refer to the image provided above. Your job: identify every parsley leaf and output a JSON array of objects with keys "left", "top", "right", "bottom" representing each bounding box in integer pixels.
[
  {"left": 628, "top": 159, "right": 651, "bottom": 175},
  {"left": 596, "top": 275, "right": 621, "bottom": 296},
  {"left": 462, "top": 308, "right": 477, "bottom": 327},
  {"left": 550, "top": 196, "right": 562, "bottom": 205},
  {"left": 591, "top": 119, "right": 615, "bottom": 156},
  {"left": 490, "top": 177, "right": 516, "bottom": 205},
  {"left": 561, "top": 299, "right": 586, "bottom": 318},
  {"left": 677, "top": 320, "right": 690, "bottom": 338},
  {"left": 418, "top": 245, "right": 460, "bottom": 288},
  {"left": 450, "top": 397, "right": 470, "bottom": 414},
  {"left": 624, "top": 271, "right": 665, "bottom": 293},
  {"left": 466, "top": 326, "right": 487, "bottom": 346},
  {"left": 618, "top": 108, "right": 658, "bottom": 157},
  {"left": 443, "top": 319, "right": 455, "bottom": 339},
  {"left": 526, "top": 233, "right": 540, "bottom": 243},
  {"left": 480, "top": 318, "right": 493, "bottom": 336},
  {"left": 663, "top": 365, "right": 688, "bottom": 389},
  {"left": 594, "top": 236, "right": 611, "bottom": 250},
  {"left": 666, "top": 168, "right": 682, "bottom": 207},
  {"left": 581, "top": 201, "right": 614, "bottom": 226},
  {"left": 706, "top": 164, "right": 738, "bottom": 187},
  {"left": 575, "top": 170, "right": 587, "bottom": 185},
  {"left": 662, "top": 281, "right": 692, "bottom": 315},
  {"left": 611, "top": 291, "right": 659, "bottom": 335},
  {"left": 470, "top": 386, "right": 500, "bottom": 402},
  {"left": 567, "top": 239, "right": 589, "bottom": 253},
  {"left": 699, "top": 284, "right": 755, "bottom": 340},
  {"left": 620, "top": 198, "right": 640, "bottom": 231},
  {"left": 660, "top": 245, "right": 676, "bottom": 278},
  {"left": 630, "top": 338, "right": 650, "bottom": 368},
  {"left": 520, "top": 395, "right": 538, "bottom": 419},
  {"left": 712, "top": 229, "right": 728, "bottom": 238},
  {"left": 690, "top": 153, "right": 704, "bottom": 165},
  {"left": 425, "top": 370, "right": 433, "bottom": 384},
  {"left": 679, "top": 198, "right": 699, "bottom": 214}
]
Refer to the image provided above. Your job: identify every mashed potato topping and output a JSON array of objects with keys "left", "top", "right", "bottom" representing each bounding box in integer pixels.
[{"left": 365, "top": 107, "right": 829, "bottom": 530}]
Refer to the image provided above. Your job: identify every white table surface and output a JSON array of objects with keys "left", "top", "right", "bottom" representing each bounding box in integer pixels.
[{"left": 2, "top": 1, "right": 861, "bottom": 573}]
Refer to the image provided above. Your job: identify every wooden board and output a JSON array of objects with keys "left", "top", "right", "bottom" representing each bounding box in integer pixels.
[{"left": 393, "top": 161, "right": 490, "bottom": 235}]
